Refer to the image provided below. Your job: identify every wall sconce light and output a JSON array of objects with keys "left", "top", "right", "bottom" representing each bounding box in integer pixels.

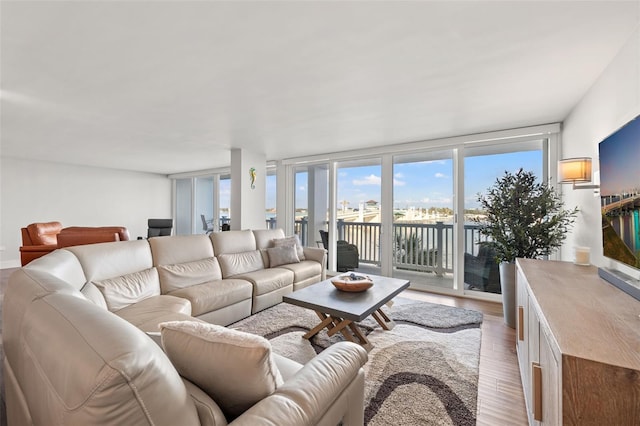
[{"left": 558, "top": 157, "right": 600, "bottom": 190}]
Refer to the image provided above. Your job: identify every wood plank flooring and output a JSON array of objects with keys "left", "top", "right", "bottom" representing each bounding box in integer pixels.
[{"left": 0, "top": 269, "right": 527, "bottom": 425}]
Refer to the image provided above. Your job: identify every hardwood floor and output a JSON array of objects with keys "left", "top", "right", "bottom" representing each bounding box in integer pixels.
[
  {"left": 402, "top": 289, "right": 528, "bottom": 425},
  {"left": 0, "top": 269, "right": 527, "bottom": 425}
]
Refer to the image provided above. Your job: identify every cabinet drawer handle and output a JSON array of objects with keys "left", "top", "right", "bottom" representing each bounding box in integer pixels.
[
  {"left": 532, "top": 362, "right": 542, "bottom": 421},
  {"left": 518, "top": 306, "right": 524, "bottom": 341}
]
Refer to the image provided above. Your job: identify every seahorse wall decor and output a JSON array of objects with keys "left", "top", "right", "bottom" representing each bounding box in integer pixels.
[{"left": 249, "top": 167, "right": 256, "bottom": 189}]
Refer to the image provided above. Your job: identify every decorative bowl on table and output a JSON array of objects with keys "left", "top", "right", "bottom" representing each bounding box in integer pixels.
[{"left": 330, "top": 273, "right": 374, "bottom": 292}]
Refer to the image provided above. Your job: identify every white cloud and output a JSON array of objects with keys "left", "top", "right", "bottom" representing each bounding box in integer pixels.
[
  {"left": 394, "top": 179, "right": 406, "bottom": 186},
  {"left": 298, "top": 186, "right": 306, "bottom": 191},
  {"left": 435, "top": 172, "right": 446, "bottom": 178},
  {"left": 394, "top": 172, "right": 404, "bottom": 178},
  {"left": 353, "top": 174, "right": 381, "bottom": 186}
]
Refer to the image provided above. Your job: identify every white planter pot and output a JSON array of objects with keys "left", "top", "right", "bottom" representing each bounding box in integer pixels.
[{"left": 499, "top": 262, "right": 516, "bottom": 329}]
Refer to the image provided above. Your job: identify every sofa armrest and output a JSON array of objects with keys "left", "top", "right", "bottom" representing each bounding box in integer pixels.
[
  {"left": 19, "top": 244, "right": 57, "bottom": 253},
  {"left": 302, "top": 246, "right": 326, "bottom": 264},
  {"left": 230, "top": 341, "right": 367, "bottom": 426},
  {"left": 302, "top": 247, "right": 327, "bottom": 280},
  {"left": 19, "top": 244, "right": 58, "bottom": 266}
]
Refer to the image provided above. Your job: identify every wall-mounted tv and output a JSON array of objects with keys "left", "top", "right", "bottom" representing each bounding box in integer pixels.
[{"left": 598, "top": 114, "right": 640, "bottom": 299}]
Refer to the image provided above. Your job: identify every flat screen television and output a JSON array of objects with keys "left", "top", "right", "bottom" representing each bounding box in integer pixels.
[{"left": 598, "top": 113, "right": 640, "bottom": 300}]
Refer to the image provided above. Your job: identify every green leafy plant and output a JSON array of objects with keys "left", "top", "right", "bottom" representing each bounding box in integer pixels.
[{"left": 475, "top": 168, "right": 578, "bottom": 263}]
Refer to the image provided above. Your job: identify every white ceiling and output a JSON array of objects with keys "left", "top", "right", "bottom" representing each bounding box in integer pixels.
[{"left": 1, "top": 1, "right": 638, "bottom": 175}]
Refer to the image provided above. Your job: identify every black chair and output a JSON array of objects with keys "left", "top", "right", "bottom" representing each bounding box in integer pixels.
[
  {"left": 147, "top": 219, "right": 173, "bottom": 238},
  {"left": 319, "top": 230, "right": 359, "bottom": 272},
  {"left": 464, "top": 245, "right": 501, "bottom": 293},
  {"left": 200, "top": 214, "right": 214, "bottom": 234}
]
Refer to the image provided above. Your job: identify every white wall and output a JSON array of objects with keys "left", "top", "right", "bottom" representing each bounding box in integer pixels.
[
  {"left": 0, "top": 157, "right": 172, "bottom": 268},
  {"left": 561, "top": 26, "right": 640, "bottom": 275}
]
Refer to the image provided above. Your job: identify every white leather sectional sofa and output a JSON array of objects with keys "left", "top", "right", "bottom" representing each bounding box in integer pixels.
[{"left": 3, "top": 229, "right": 368, "bottom": 425}]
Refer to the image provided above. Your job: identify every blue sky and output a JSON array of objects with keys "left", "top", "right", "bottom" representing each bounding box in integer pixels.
[{"left": 292, "top": 150, "right": 542, "bottom": 210}]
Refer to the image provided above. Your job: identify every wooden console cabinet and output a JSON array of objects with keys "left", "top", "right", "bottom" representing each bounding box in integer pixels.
[{"left": 516, "top": 259, "right": 640, "bottom": 425}]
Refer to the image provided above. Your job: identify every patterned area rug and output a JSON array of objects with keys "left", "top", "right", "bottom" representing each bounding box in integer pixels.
[{"left": 229, "top": 298, "right": 483, "bottom": 425}]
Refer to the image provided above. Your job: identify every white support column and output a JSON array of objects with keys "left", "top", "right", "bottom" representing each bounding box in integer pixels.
[
  {"left": 380, "top": 154, "right": 394, "bottom": 276},
  {"left": 453, "top": 147, "right": 464, "bottom": 294},
  {"left": 231, "top": 149, "right": 266, "bottom": 230},
  {"left": 308, "top": 165, "right": 329, "bottom": 248},
  {"left": 328, "top": 161, "right": 337, "bottom": 272}
]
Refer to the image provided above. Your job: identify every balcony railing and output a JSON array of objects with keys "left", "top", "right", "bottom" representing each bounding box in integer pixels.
[{"left": 285, "top": 219, "right": 488, "bottom": 275}]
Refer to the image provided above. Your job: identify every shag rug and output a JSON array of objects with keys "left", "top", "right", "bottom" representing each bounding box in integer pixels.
[{"left": 229, "top": 298, "right": 483, "bottom": 425}]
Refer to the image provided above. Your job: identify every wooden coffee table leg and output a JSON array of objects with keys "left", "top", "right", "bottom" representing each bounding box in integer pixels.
[
  {"left": 372, "top": 308, "right": 396, "bottom": 330},
  {"left": 348, "top": 322, "right": 373, "bottom": 352},
  {"left": 303, "top": 313, "right": 335, "bottom": 340},
  {"left": 326, "top": 317, "right": 351, "bottom": 337},
  {"left": 302, "top": 311, "right": 375, "bottom": 351}
]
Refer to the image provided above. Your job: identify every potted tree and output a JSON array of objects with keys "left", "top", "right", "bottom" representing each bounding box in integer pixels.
[{"left": 476, "top": 168, "right": 578, "bottom": 328}]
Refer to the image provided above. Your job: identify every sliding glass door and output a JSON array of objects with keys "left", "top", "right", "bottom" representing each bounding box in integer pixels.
[
  {"left": 294, "top": 164, "right": 329, "bottom": 248},
  {"left": 173, "top": 172, "right": 232, "bottom": 234},
  {"left": 392, "top": 150, "right": 455, "bottom": 290},
  {"left": 463, "top": 141, "right": 544, "bottom": 295},
  {"left": 195, "top": 176, "right": 214, "bottom": 234},
  {"left": 336, "top": 159, "right": 382, "bottom": 274}
]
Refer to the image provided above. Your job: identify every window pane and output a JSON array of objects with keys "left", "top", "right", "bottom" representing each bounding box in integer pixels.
[
  {"left": 195, "top": 176, "right": 214, "bottom": 234},
  {"left": 175, "top": 178, "right": 192, "bottom": 235},
  {"left": 266, "top": 170, "right": 277, "bottom": 228},
  {"left": 336, "top": 159, "right": 381, "bottom": 274},
  {"left": 219, "top": 175, "right": 231, "bottom": 230},
  {"left": 463, "top": 141, "right": 544, "bottom": 294},
  {"left": 295, "top": 165, "right": 329, "bottom": 248},
  {"left": 392, "top": 151, "right": 454, "bottom": 290}
]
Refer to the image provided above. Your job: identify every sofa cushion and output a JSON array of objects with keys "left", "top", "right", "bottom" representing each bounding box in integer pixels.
[
  {"left": 80, "top": 282, "right": 108, "bottom": 310},
  {"left": 114, "top": 295, "right": 194, "bottom": 333},
  {"left": 266, "top": 245, "right": 299, "bottom": 268},
  {"left": 18, "top": 293, "right": 201, "bottom": 425},
  {"left": 92, "top": 268, "right": 161, "bottom": 311},
  {"left": 253, "top": 228, "right": 285, "bottom": 249},
  {"left": 159, "top": 321, "right": 283, "bottom": 420},
  {"left": 24, "top": 249, "right": 88, "bottom": 291},
  {"left": 217, "top": 250, "right": 264, "bottom": 277},
  {"left": 210, "top": 230, "right": 257, "bottom": 254},
  {"left": 272, "top": 235, "right": 305, "bottom": 260},
  {"left": 234, "top": 268, "right": 294, "bottom": 296},
  {"left": 157, "top": 257, "right": 223, "bottom": 293},
  {"left": 167, "top": 279, "right": 253, "bottom": 317},
  {"left": 66, "top": 239, "right": 153, "bottom": 282},
  {"left": 278, "top": 260, "right": 322, "bottom": 283},
  {"left": 149, "top": 235, "right": 214, "bottom": 266}
]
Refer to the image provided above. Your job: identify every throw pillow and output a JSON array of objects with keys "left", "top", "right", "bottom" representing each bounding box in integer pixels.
[
  {"left": 272, "top": 235, "right": 305, "bottom": 260},
  {"left": 267, "top": 245, "right": 300, "bottom": 267},
  {"left": 159, "top": 321, "right": 283, "bottom": 420},
  {"left": 92, "top": 267, "right": 161, "bottom": 311}
]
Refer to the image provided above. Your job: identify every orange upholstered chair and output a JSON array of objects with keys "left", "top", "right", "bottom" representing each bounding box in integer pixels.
[
  {"left": 20, "top": 223, "right": 131, "bottom": 265},
  {"left": 56, "top": 226, "right": 130, "bottom": 248},
  {"left": 19, "top": 221, "right": 63, "bottom": 266}
]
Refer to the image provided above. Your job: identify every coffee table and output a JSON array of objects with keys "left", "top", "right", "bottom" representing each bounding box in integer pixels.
[{"left": 282, "top": 274, "right": 410, "bottom": 351}]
